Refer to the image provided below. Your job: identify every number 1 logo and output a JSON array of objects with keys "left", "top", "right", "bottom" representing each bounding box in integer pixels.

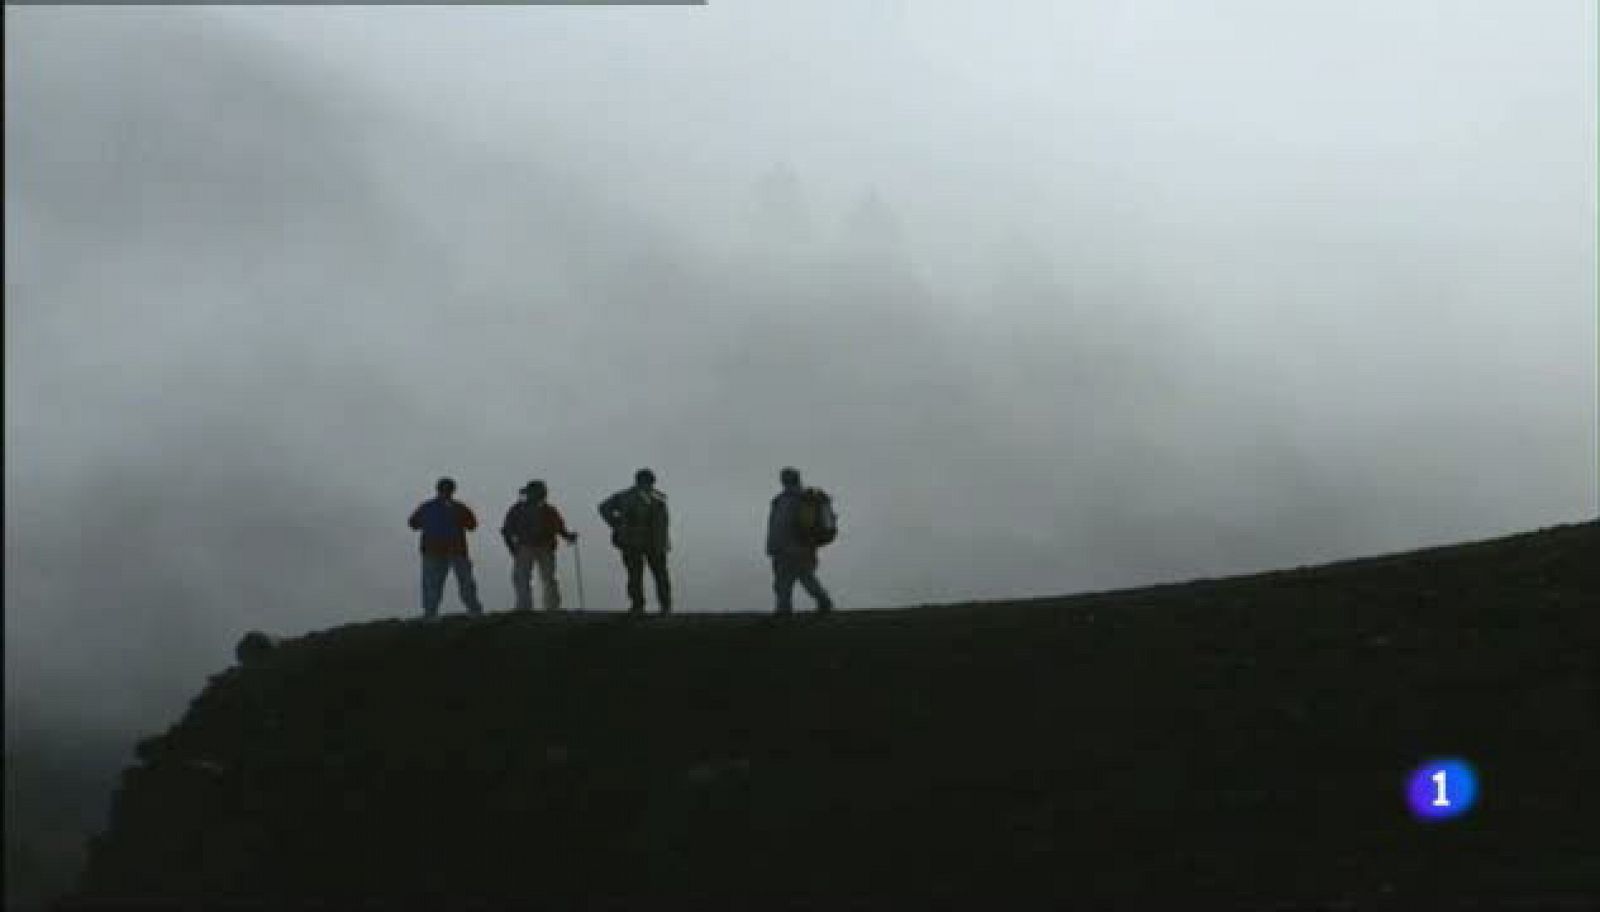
[{"left": 1408, "top": 757, "right": 1477, "bottom": 821}]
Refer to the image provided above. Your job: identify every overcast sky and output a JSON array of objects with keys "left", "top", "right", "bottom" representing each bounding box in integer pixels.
[{"left": 6, "top": 0, "right": 1596, "bottom": 738}]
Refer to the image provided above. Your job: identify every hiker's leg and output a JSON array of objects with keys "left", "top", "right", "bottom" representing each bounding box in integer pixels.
[
  {"left": 453, "top": 555, "right": 483, "bottom": 614},
  {"left": 797, "top": 567, "right": 832, "bottom": 613},
  {"left": 646, "top": 550, "right": 672, "bottom": 614},
  {"left": 622, "top": 550, "right": 645, "bottom": 613},
  {"left": 511, "top": 547, "right": 535, "bottom": 612},
  {"left": 536, "top": 548, "right": 562, "bottom": 611},
  {"left": 772, "top": 557, "right": 797, "bottom": 614},
  {"left": 421, "top": 556, "right": 448, "bottom": 618}
]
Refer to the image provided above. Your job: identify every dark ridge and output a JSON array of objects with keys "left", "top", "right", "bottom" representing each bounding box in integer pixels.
[{"left": 62, "top": 520, "right": 1600, "bottom": 909}]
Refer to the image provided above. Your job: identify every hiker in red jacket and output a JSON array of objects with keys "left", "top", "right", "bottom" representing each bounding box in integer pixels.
[
  {"left": 501, "top": 479, "right": 578, "bottom": 612},
  {"left": 407, "top": 477, "right": 485, "bottom": 620}
]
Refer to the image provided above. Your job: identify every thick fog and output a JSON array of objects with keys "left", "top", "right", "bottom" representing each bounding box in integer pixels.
[{"left": 6, "top": 1, "right": 1595, "bottom": 739}]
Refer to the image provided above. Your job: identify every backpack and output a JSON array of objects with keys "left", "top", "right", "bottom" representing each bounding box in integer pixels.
[
  {"left": 793, "top": 488, "right": 838, "bottom": 547},
  {"left": 610, "top": 490, "right": 666, "bottom": 551}
]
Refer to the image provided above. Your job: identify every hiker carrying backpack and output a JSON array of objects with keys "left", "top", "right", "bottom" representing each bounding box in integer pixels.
[
  {"left": 598, "top": 468, "right": 672, "bottom": 615},
  {"left": 766, "top": 467, "right": 835, "bottom": 615},
  {"left": 501, "top": 479, "right": 579, "bottom": 613}
]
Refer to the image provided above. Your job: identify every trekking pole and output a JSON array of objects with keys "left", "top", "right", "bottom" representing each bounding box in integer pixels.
[{"left": 573, "top": 537, "right": 588, "bottom": 613}]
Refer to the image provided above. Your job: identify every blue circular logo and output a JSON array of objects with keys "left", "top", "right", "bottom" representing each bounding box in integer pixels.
[{"left": 1406, "top": 757, "right": 1478, "bottom": 822}]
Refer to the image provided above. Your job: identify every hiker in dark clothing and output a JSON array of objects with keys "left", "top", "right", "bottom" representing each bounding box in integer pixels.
[
  {"left": 501, "top": 479, "right": 578, "bottom": 612},
  {"left": 598, "top": 468, "right": 672, "bottom": 615},
  {"left": 408, "top": 477, "right": 485, "bottom": 619},
  {"left": 767, "top": 467, "right": 833, "bottom": 615}
]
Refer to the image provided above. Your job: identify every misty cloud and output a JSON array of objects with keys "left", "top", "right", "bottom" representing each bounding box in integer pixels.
[{"left": 5, "top": 3, "right": 1595, "bottom": 743}]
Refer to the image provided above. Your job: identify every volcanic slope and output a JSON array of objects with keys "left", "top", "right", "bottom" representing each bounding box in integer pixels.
[{"left": 70, "top": 519, "right": 1598, "bottom": 908}]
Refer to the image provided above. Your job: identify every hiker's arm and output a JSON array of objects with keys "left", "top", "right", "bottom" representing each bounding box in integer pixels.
[
  {"left": 764, "top": 496, "right": 790, "bottom": 553},
  {"left": 459, "top": 505, "right": 478, "bottom": 531},
  {"left": 597, "top": 493, "right": 620, "bottom": 526},
  {"left": 408, "top": 505, "right": 423, "bottom": 530},
  {"left": 553, "top": 507, "right": 577, "bottom": 542},
  {"left": 501, "top": 507, "right": 519, "bottom": 552}
]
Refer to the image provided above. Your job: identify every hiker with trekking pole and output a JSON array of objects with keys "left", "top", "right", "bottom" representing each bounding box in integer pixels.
[{"left": 500, "top": 479, "right": 579, "bottom": 612}]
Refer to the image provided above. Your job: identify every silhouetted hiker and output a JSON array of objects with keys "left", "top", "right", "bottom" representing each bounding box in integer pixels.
[
  {"left": 598, "top": 468, "right": 672, "bottom": 615},
  {"left": 407, "top": 477, "right": 485, "bottom": 620},
  {"left": 501, "top": 479, "right": 578, "bottom": 612},
  {"left": 767, "top": 467, "right": 836, "bottom": 615}
]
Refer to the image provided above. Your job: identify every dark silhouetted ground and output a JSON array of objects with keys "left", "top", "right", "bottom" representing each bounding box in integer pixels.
[{"left": 64, "top": 520, "right": 1599, "bottom": 909}]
